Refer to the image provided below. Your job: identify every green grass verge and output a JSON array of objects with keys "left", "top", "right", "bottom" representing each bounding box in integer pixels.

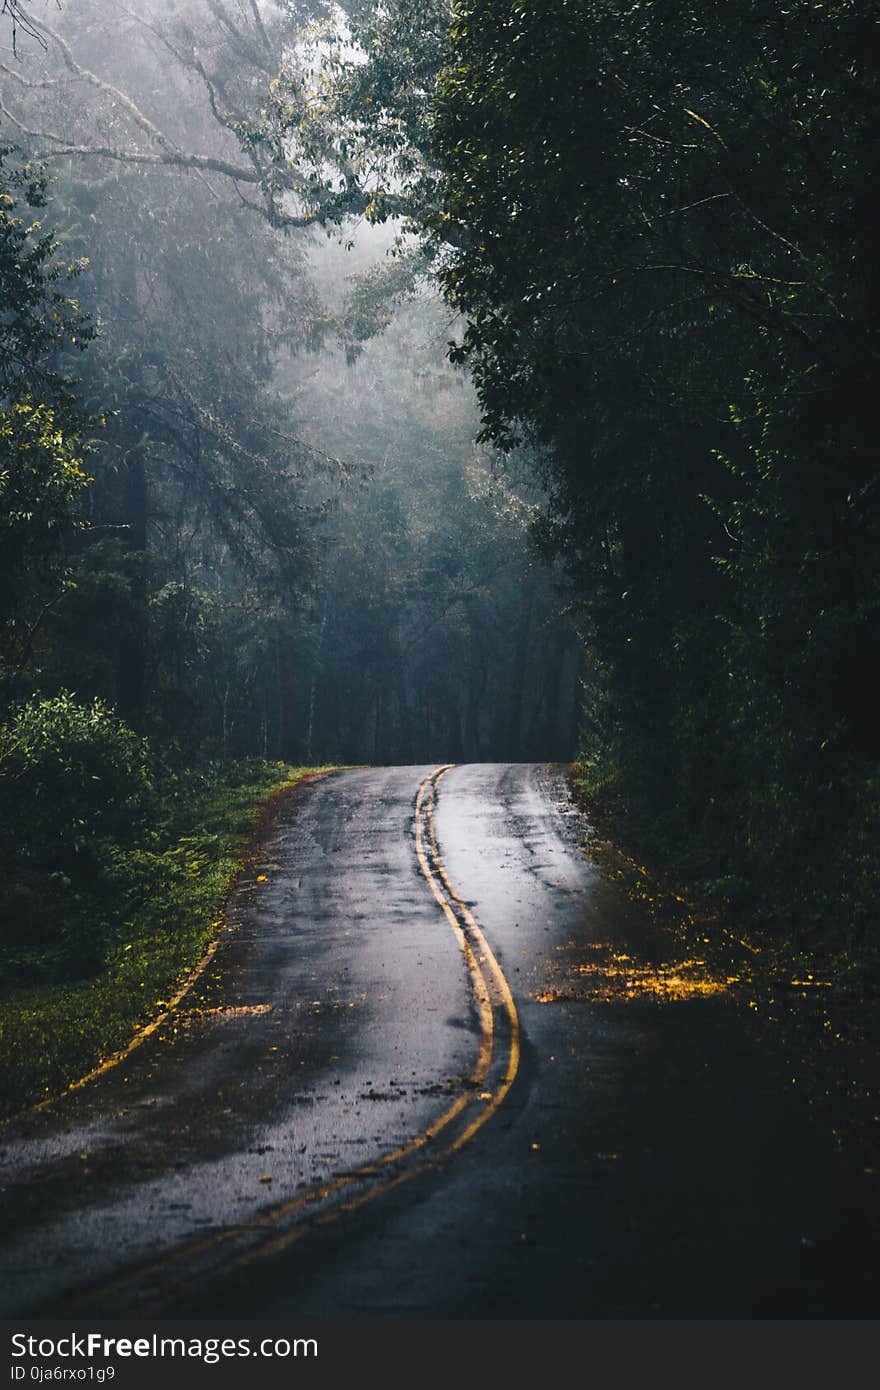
[{"left": 0, "top": 762, "right": 335, "bottom": 1119}]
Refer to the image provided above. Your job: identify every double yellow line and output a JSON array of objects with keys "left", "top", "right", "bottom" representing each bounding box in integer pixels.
[
  {"left": 63, "top": 765, "right": 520, "bottom": 1312},
  {"left": 414, "top": 764, "right": 521, "bottom": 1149}
]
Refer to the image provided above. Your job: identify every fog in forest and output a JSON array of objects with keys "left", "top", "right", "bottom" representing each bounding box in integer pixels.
[{"left": 0, "top": 0, "right": 579, "bottom": 766}]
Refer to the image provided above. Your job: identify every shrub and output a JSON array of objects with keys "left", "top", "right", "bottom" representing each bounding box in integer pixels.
[{"left": 0, "top": 693, "right": 154, "bottom": 982}]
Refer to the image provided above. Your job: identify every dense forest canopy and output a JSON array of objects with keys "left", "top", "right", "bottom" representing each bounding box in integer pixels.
[
  {"left": 430, "top": 0, "right": 880, "bottom": 951},
  {"left": 1, "top": 0, "right": 877, "bottom": 990}
]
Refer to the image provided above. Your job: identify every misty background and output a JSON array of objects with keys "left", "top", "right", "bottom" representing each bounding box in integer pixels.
[{"left": 0, "top": 0, "right": 580, "bottom": 766}]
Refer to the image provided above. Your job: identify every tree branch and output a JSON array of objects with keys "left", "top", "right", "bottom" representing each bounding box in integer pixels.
[
  {"left": 2, "top": 0, "right": 50, "bottom": 55},
  {"left": 248, "top": 0, "right": 272, "bottom": 56},
  {"left": 0, "top": 61, "right": 77, "bottom": 90},
  {"left": 0, "top": 96, "right": 332, "bottom": 227},
  {"left": 3, "top": 6, "right": 380, "bottom": 232},
  {"left": 32, "top": 15, "right": 184, "bottom": 159}
]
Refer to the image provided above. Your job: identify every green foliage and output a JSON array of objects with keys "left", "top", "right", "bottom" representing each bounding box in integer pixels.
[
  {"left": 0, "top": 146, "right": 95, "bottom": 686},
  {"left": 0, "top": 144, "right": 93, "bottom": 393},
  {"left": 0, "top": 761, "right": 324, "bottom": 1117},
  {"left": 0, "top": 692, "right": 153, "bottom": 856},
  {"left": 12, "top": 107, "right": 324, "bottom": 742},
  {"left": 268, "top": 0, "right": 450, "bottom": 229},
  {"left": 431, "top": 0, "right": 880, "bottom": 957},
  {"left": 0, "top": 693, "right": 154, "bottom": 981},
  {"left": 0, "top": 397, "right": 89, "bottom": 613}
]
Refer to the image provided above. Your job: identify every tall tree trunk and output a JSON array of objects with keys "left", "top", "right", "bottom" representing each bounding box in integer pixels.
[
  {"left": 276, "top": 636, "right": 298, "bottom": 760},
  {"left": 116, "top": 443, "right": 148, "bottom": 725},
  {"left": 305, "top": 595, "right": 329, "bottom": 765},
  {"left": 373, "top": 688, "right": 383, "bottom": 765},
  {"left": 465, "top": 649, "right": 489, "bottom": 761},
  {"left": 505, "top": 589, "right": 534, "bottom": 759}
]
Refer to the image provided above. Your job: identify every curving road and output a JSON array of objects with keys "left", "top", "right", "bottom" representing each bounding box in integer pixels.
[{"left": 0, "top": 764, "right": 871, "bottom": 1317}]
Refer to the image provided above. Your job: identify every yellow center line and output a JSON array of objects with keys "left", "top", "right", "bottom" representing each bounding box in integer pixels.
[
  {"left": 209, "top": 764, "right": 522, "bottom": 1280},
  {"left": 63, "top": 763, "right": 520, "bottom": 1310},
  {"left": 414, "top": 767, "right": 495, "bottom": 1086},
  {"left": 426, "top": 768, "right": 521, "bottom": 1147}
]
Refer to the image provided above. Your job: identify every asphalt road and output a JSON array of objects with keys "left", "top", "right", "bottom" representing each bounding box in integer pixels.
[{"left": 0, "top": 764, "right": 873, "bottom": 1317}]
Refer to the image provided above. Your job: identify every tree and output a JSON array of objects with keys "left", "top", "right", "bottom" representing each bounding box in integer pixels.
[
  {"left": 284, "top": 289, "right": 579, "bottom": 764},
  {"left": 431, "top": 1, "right": 880, "bottom": 941},
  {"left": 1, "top": 2, "right": 347, "bottom": 746},
  {"left": 0, "top": 0, "right": 413, "bottom": 231},
  {"left": 0, "top": 143, "right": 94, "bottom": 694}
]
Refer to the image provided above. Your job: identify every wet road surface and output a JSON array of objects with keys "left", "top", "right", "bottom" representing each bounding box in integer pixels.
[{"left": 0, "top": 764, "right": 873, "bottom": 1317}]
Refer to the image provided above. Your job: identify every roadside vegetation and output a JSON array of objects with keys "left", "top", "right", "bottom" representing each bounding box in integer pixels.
[
  {"left": 0, "top": 741, "right": 324, "bottom": 1118},
  {"left": 0, "top": 733, "right": 322, "bottom": 1112},
  {"left": 0, "top": 133, "right": 333, "bottom": 1117}
]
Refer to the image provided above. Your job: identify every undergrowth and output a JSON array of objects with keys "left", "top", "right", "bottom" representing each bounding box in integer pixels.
[{"left": 0, "top": 761, "right": 332, "bottom": 1118}]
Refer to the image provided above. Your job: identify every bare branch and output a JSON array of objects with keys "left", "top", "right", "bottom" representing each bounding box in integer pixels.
[
  {"left": 0, "top": 97, "right": 274, "bottom": 183},
  {"left": 682, "top": 105, "right": 730, "bottom": 153},
  {"left": 2, "top": 1, "right": 50, "bottom": 55},
  {"left": 249, "top": 0, "right": 272, "bottom": 55},
  {"left": 637, "top": 191, "right": 733, "bottom": 229},
  {"left": 111, "top": 3, "right": 194, "bottom": 69},
  {"left": 205, "top": 0, "right": 273, "bottom": 73},
  {"left": 109, "top": 1, "right": 274, "bottom": 211},
  {"left": 0, "top": 60, "right": 77, "bottom": 90},
  {"left": 30, "top": 15, "right": 185, "bottom": 158},
  {"left": 206, "top": 0, "right": 243, "bottom": 44}
]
